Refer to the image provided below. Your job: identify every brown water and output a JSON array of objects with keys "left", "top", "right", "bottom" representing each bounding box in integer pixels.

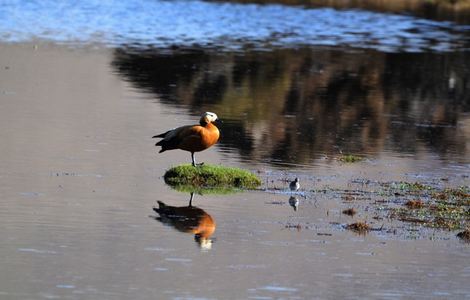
[{"left": 1, "top": 42, "right": 469, "bottom": 299}]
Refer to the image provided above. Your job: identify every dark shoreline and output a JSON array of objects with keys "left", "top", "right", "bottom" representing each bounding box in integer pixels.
[{"left": 210, "top": 0, "right": 470, "bottom": 24}]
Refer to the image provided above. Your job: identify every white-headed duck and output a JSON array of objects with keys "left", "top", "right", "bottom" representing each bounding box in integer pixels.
[{"left": 153, "top": 112, "right": 221, "bottom": 166}]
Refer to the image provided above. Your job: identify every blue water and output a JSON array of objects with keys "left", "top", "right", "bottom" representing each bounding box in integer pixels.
[{"left": 0, "top": 0, "right": 469, "bottom": 52}]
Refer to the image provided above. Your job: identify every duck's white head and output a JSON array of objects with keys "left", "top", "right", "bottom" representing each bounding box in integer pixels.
[{"left": 200, "top": 112, "right": 219, "bottom": 126}]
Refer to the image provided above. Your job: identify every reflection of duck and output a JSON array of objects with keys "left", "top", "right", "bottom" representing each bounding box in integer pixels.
[
  {"left": 152, "top": 193, "right": 216, "bottom": 249},
  {"left": 289, "top": 178, "right": 300, "bottom": 192},
  {"left": 289, "top": 196, "right": 299, "bottom": 211},
  {"left": 153, "top": 112, "right": 221, "bottom": 166}
]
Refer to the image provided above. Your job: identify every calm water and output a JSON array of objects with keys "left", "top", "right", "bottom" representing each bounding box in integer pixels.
[
  {"left": 3, "top": 0, "right": 468, "bottom": 166},
  {"left": 113, "top": 47, "right": 470, "bottom": 169},
  {"left": 0, "top": 1, "right": 469, "bottom": 299}
]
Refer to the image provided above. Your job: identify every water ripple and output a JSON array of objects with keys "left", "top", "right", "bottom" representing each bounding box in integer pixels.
[{"left": 0, "top": 0, "right": 468, "bottom": 52}]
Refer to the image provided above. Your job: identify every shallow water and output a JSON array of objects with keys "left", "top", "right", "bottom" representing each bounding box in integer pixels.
[
  {"left": 0, "top": 41, "right": 469, "bottom": 300},
  {"left": 0, "top": 1, "right": 469, "bottom": 299}
]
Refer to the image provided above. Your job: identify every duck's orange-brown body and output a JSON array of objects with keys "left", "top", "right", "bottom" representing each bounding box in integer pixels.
[
  {"left": 163, "top": 122, "right": 219, "bottom": 153},
  {"left": 153, "top": 112, "right": 220, "bottom": 166}
]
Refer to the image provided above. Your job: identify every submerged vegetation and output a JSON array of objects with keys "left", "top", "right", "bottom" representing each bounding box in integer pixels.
[
  {"left": 342, "top": 208, "right": 357, "bottom": 216},
  {"left": 356, "top": 182, "right": 470, "bottom": 232},
  {"left": 391, "top": 181, "right": 431, "bottom": 192},
  {"left": 265, "top": 176, "right": 468, "bottom": 238},
  {"left": 388, "top": 185, "right": 470, "bottom": 230},
  {"left": 346, "top": 221, "right": 371, "bottom": 233},
  {"left": 164, "top": 164, "right": 262, "bottom": 190},
  {"left": 259, "top": 171, "right": 469, "bottom": 237},
  {"left": 457, "top": 229, "right": 470, "bottom": 241},
  {"left": 339, "top": 154, "right": 364, "bottom": 163},
  {"left": 405, "top": 199, "right": 425, "bottom": 209}
]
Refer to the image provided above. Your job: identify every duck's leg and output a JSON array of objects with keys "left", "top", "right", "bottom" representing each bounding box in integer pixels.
[{"left": 191, "top": 152, "right": 204, "bottom": 167}]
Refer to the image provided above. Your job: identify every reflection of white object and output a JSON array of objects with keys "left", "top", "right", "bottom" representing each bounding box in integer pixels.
[
  {"left": 199, "top": 238, "right": 213, "bottom": 250},
  {"left": 289, "top": 196, "right": 299, "bottom": 211},
  {"left": 289, "top": 178, "right": 300, "bottom": 191},
  {"left": 449, "top": 73, "right": 456, "bottom": 90}
]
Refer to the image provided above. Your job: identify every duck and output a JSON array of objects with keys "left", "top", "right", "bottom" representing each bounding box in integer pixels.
[
  {"left": 289, "top": 178, "right": 300, "bottom": 192},
  {"left": 153, "top": 112, "right": 221, "bottom": 166}
]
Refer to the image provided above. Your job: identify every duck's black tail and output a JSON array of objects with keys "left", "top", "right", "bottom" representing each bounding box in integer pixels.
[
  {"left": 153, "top": 131, "right": 173, "bottom": 152},
  {"left": 152, "top": 130, "right": 170, "bottom": 139}
]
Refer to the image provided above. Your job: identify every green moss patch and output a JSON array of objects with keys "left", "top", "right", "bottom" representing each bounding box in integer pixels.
[
  {"left": 391, "top": 181, "right": 432, "bottom": 192},
  {"left": 164, "top": 164, "right": 262, "bottom": 190},
  {"left": 339, "top": 154, "right": 364, "bottom": 163}
]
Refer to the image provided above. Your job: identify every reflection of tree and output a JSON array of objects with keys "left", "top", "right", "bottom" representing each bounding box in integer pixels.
[
  {"left": 112, "top": 47, "right": 470, "bottom": 165},
  {"left": 217, "top": 0, "right": 470, "bottom": 24}
]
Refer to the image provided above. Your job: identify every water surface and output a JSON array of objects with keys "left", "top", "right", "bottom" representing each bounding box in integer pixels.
[
  {"left": 112, "top": 46, "right": 470, "bottom": 171},
  {"left": 0, "top": 40, "right": 469, "bottom": 300},
  {"left": 0, "top": 0, "right": 469, "bottom": 52},
  {"left": 0, "top": 1, "right": 469, "bottom": 299}
]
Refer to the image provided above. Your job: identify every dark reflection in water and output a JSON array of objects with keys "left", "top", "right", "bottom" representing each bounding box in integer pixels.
[
  {"left": 289, "top": 196, "right": 299, "bottom": 211},
  {"left": 113, "top": 47, "right": 470, "bottom": 166},
  {"left": 152, "top": 193, "right": 216, "bottom": 250},
  {"left": 216, "top": 0, "right": 470, "bottom": 24}
]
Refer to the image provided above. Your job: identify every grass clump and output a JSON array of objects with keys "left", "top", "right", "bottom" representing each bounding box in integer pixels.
[
  {"left": 432, "top": 186, "right": 470, "bottom": 203},
  {"left": 339, "top": 154, "right": 364, "bottom": 163},
  {"left": 346, "top": 221, "right": 370, "bottom": 233},
  {"left": 164, "top": 164, "right": 262, "bottom": 190},
  {"left": 405, "top": 199, "right": 425, "bottom": 209},
  {"left": 342, "top": 208, "right": 357, "bottom": 216},
  {"left": 457, "top": 229, "right": 470, "bottom": 241},
  {"left": 394, "top": 181, "right": 431, "bottom": 192}
]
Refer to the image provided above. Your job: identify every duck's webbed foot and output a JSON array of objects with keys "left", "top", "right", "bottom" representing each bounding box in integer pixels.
[{"left": 191, "top": 153, "right": 205, "bottom": 167}]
